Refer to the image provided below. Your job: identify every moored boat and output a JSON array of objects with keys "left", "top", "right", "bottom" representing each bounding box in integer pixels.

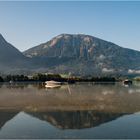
[
  {"left": 123, "top": 79, "right": 132, "bottom": 85},
  {"left": 45, "top": 84, "right": 61, "bottom": 88},
  {"left": 45, "top": 80, "right": 62, "bottom": 88},
  {"left": 45, "top": 80, "right": 62, "bottom": 85}
]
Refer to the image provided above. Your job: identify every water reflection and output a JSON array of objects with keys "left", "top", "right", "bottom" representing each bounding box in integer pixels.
[
  {"left": 27, "top": 110, "right": 127, "bottom": 129},
  {"left": 0, "top": 83, "right": 3, "bottom": 89},
  {"left": 0, "top": 110, "right": 139, "bottom": 139},
  {"left": 0, "top": 110, "right": 126, "bottom": 131},
  {"left": 0, "top": 82, "right": 139, "bottom": 138},
  {"left": 0, "top": 111, "right": 18, "bottom": 129},
  {"left": 0, "top": 82, "right": 140, "bottom": 113},
  {"left": 4, "top": 82, "right": 44, "bottom": 89}
]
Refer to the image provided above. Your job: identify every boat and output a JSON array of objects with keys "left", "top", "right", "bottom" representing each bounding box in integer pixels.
[
  {"left": 45, "top": 80, "right": 62, "bottom": 88},
  {"left": 45, "top": 84, "right": 61, "bottom": 88},
  {"left": 123, "top": 79, "right": 132, "bottom": 85},
  {"left": 45, "top": 80, "right": 62, "bottom": 85}
]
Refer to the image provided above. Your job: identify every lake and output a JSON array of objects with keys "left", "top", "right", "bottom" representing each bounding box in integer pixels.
[{"left": 0, "top": 82, "right": 140, "bottom": 139}]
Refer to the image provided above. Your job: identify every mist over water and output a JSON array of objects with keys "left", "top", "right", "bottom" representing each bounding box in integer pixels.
[{"left": 0, "top": 82, "right": 140, "bottom": 138}]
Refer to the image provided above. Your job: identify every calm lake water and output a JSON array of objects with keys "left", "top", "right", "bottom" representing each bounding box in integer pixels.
[{"left": 0, "top": 82, "right": 140, "bottom": 139}]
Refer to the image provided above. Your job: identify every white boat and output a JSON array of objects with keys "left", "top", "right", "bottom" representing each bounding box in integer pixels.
[
  {"left": 45, "top": 80, "right": 62, "bottom": 85},
  {"left": 45, "top": 84, "right": 61, "bottom": 88},
  {"left": 45, "top": 80, "right": 62, "bottom": 88}
]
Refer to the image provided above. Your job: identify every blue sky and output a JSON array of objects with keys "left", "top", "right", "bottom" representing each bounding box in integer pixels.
[{"left": 0, "top": 1, "right": 140, "bottom": 51}]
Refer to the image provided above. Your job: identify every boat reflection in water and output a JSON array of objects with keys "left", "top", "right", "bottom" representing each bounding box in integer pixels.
[{"left": 0, "top": 82, "right": 139, "bottom": 138}]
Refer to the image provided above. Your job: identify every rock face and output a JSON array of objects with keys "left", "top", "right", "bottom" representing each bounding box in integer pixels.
[
  {"left": 0, "top": 33, "right": 140, "bottom": 75},
  {"left": 24, "top": 34, "right": 140, "bottom": 75}
]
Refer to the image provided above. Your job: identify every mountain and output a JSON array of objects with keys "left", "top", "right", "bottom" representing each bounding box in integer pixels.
[
  {"left": 24, "top": 34, "right": 140, "bottom": 76},
  {"left": 0, "top": 34, "right": 33, "bottom": 74},
  {"left": 0, "top": 33, "right": 140, "bottom": 75}
]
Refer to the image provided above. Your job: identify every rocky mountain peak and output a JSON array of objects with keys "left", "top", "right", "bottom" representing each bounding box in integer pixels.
[
  {"left": 23, "top": 34, "right": 140, "bottom": 75},
  {"left": 0, "top": 33, "right": 140, "bottom": 75},
  {"left": 23, "top": 34, "right": 112, "bottom": 58}
]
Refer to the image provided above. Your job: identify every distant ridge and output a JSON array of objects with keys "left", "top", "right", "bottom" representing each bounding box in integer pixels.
[
  {"left": 23, "top": 34, "right": 140, "bottom": 76},
  {"left": 0, "top": 33, "right": 140, "bottom": 75}
]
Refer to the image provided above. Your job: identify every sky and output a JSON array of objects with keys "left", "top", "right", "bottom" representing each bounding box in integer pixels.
[{"left": 0, "top": 1, "right": 140, "bottom": 52}]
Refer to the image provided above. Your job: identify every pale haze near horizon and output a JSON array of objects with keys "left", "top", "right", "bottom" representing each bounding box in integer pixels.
[{"left": 0, "top": 1, "right": 140, "bottom": 52}]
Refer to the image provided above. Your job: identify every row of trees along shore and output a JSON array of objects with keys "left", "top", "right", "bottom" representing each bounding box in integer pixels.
[
  {"left": 0, "top": 73, "right": 118, "bottom": 82},
  {"left": 1, "top": 73, "right": 139, "bottom": 83}
]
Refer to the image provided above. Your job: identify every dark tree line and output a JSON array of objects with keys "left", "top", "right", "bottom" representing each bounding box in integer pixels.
[
  {"left": 0, "top": 73, "right": 117, "bottom": 83},
  {"left": 32, "top": 74, "right": 63, "bottom": 82},
  {"left": 5, "top": 75, "right": 29, "bottom": 82},
  {"left": 0, "top": 76, "right": 4, "bottom": 82}
]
